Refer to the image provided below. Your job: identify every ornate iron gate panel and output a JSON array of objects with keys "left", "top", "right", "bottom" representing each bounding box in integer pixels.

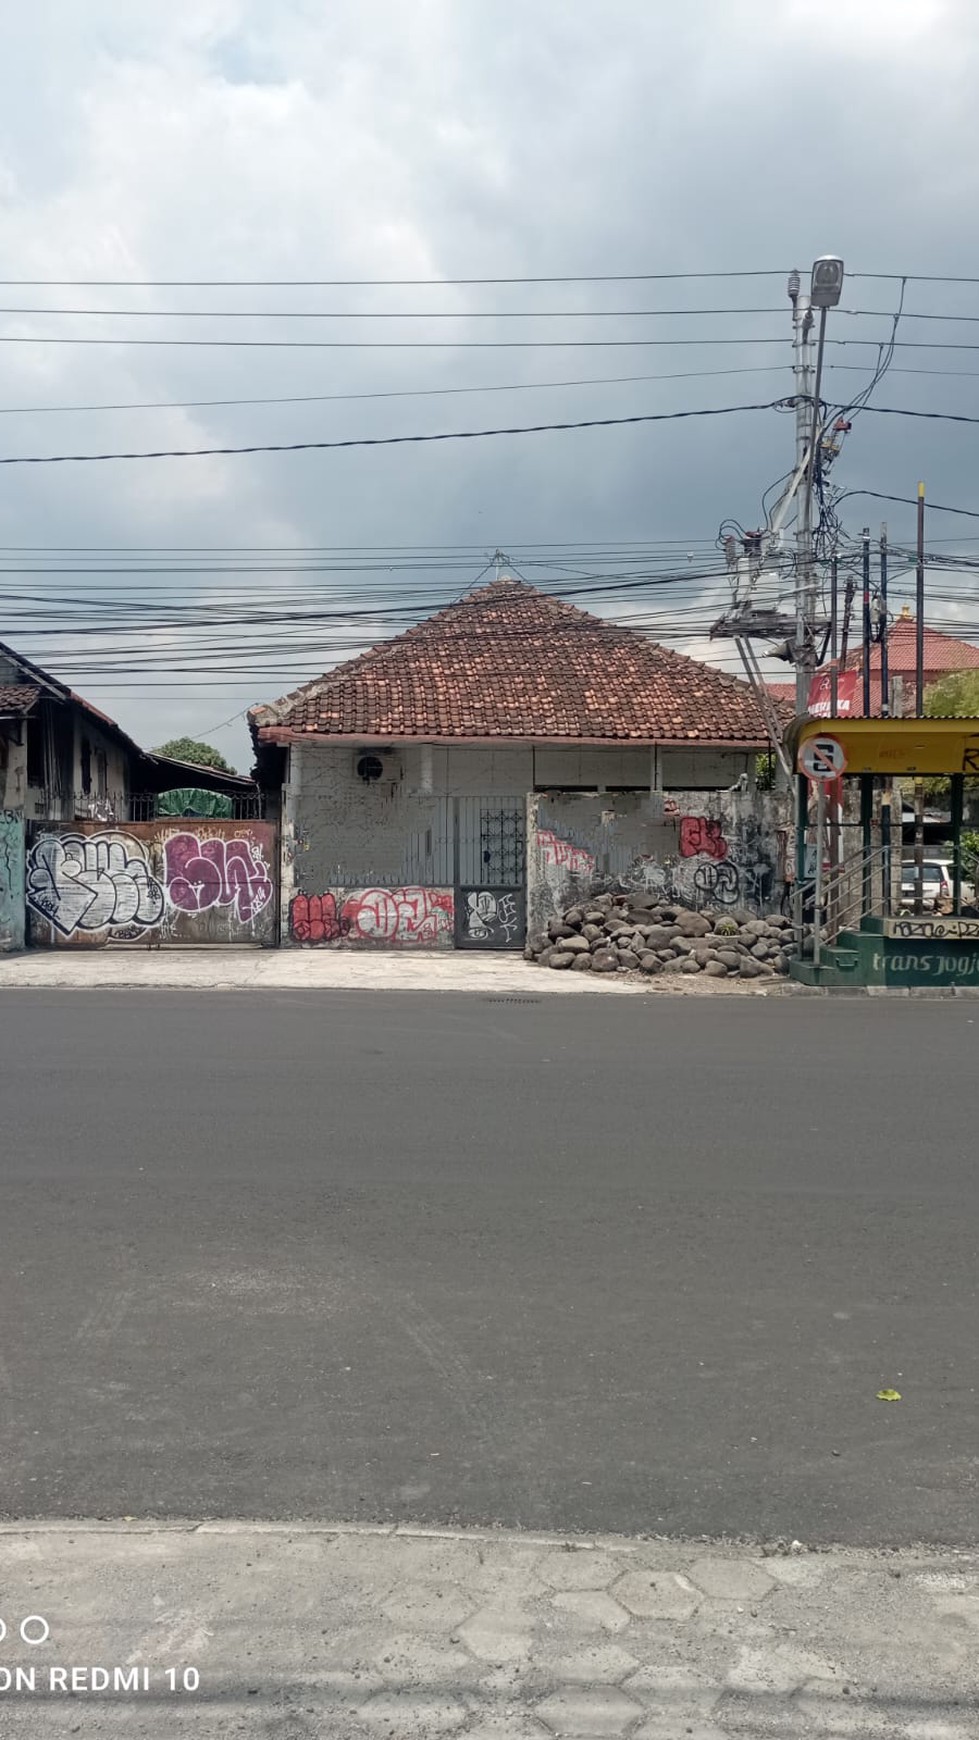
[{"left": 454, "top": 798, "right": 526, "bottom": 949}]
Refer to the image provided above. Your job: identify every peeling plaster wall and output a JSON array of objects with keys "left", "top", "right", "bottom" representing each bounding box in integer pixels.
[
  {"left": 0, "top": 808, "right": 25, "bottom": 951},
  {"left": 527, "top": 789, "right": 788, "bottom": 937},
  {"left": 278, "top": 740, "right": 764, "bottom": 946}
]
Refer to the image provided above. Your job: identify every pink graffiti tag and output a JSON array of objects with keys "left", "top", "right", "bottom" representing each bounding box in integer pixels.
[
  {"left": 164, "top": 833, "right": 273, "bottom": 923},
  {"left": 537, "top": 829, "right": 595, "bottom": 877},
  {"left": 341, "top": 887, "right": 453, "bottom": 944},
  {"left": 678, "top": 816, "right": 728, "bottom": 861}
]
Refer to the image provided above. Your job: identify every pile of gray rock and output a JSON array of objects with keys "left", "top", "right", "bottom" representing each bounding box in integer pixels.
[{"left": 526, "top": 892, "right": 799, "bottom": 978}]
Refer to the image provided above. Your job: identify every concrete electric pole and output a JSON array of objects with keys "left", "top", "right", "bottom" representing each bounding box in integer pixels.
[
  {"left": 788, "top": 269, "right": 813, "bottom": 714},
  {"left": 790, "top": 255, "right": 844, "bottom": 713}
]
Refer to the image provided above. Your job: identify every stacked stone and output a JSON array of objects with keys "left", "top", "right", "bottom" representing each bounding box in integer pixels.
[{"left": 526, "top": 892, "right": 798, "bottom": 978}]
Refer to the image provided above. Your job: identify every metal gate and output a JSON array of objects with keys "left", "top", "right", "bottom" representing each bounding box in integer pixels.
[
  {"left": 25, "top": 818, "right": 278, "bottom": 948},
  {"left": 454, "top": 797, "right": 526, "bottom": 949}
]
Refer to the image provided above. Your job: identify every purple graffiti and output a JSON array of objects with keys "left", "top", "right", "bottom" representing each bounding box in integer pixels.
[{"left": 164, "top": 833, "right": 273, "bottom": 924}]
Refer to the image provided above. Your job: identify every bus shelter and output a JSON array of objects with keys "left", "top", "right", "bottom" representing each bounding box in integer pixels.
[{"left": 785, "top": 717, "right": 979, "bottom": 988}]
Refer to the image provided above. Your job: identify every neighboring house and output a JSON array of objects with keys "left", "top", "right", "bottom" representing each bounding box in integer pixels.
[
  {"left": 767, "top": 610, "right": 979, "bottom": 718},
  {"left": 251, "top": 576, "right": 785, "bottom": 950},
  {"left": 0, "top": 639, "right": 144, "bottom": 820},
  {"left": 0, "top": 638, "right": 267, "bottom": 954}
]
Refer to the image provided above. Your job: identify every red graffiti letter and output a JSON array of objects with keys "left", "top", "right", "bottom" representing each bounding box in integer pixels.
[
  {"left": 290, "top": 892, "right": 346, "bottom": 943},
  {"left": 679, "top": 816, "right": 728, "bottom": 860}
]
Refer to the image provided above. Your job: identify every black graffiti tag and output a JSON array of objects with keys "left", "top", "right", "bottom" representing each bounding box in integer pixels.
[{"left": 692, "top": 859, "right": 740, "bottom": 906}]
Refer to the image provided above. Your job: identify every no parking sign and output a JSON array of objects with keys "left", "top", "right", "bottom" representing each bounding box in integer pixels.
[{"left": 799, "top": 734, "right": 847, "bottom": 780}]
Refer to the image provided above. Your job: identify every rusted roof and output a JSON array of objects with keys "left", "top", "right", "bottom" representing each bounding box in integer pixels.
[
  {"left": 251, "top": 578, "right": 774, "bottom": 746},
  {"left": 0, "top": 684, "right": 40, "bottom": 716}
]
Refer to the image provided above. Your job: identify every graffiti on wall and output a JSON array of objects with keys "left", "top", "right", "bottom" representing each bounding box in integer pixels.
[
  {"left": 164, "top": 832, "right": 272, "bottom": 924},
  {"left": 289, "top": 887, "right": 454, "bottom": 946},
  {"left": 344, "top": 887, "right": 453, "bottom": 944},
  {"left": 26, "top": 832, "right": 165, "bottom": 938},
  {"left": 457, "top": 886, "right": 524, "bottom": 949},
  {"left": 26, "top": 823, "right": 276, "bottom": 945},
  {"left": 679, "top": 815, "right": 728, "bottom": 861},
  {"left": 534, "top": 798, "right": 781, "bottom": 926},
  {"left": 290, "top": 892, "right": 347, "bottom": 944},
  {"left": 537, "top": 829, "right": 596, "bottom": 879}
]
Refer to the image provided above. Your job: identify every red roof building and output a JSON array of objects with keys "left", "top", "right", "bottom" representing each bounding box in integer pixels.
[
  {"left": 768, "top": 612, "right": 979, "bottom": 717},
  {"left": 251, "top": 576, "right": 771, "bottom": 748},
  {"left": 252, "top": 578, "right": 787, "bottom": 951}
]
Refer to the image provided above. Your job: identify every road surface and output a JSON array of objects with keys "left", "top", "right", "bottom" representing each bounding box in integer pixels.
[{"left": 1, "top": 989, "right": 976, "bottom": 1545}]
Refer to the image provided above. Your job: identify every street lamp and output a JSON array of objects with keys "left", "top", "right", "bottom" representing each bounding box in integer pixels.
[{"left": 810, "top": 255, "right": 845, "bottom": 309}]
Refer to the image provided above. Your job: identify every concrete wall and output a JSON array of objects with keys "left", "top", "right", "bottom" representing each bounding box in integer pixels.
[
  {"left": 26, "top": 820, "right": 277, "bottom": 947},
  {"left": 279, "top": 740, "right": 758, "bottom": 944},
  {"left": 0, "top": 808, "right": 25, "bottom": 951},
  {"left": 0, "top": 731, "right": 27, "bottom": 810},
  {"left": 527, "top": 789, "right": 789, "bottom": 938}
]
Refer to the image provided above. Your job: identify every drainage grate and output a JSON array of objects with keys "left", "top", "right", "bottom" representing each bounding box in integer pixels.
[{"left": 485, "top": 996, "right": 542, "bottom": 1005}]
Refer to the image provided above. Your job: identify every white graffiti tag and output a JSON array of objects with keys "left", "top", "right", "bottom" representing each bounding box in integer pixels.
[
  {"left": 465, "top": 889, "right": 520, "bottom": 942},
  {"left": 26, "top": 833, "right": 165, "bottom": 937}
]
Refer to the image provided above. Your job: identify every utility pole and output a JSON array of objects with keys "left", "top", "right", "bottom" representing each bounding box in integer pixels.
[{"left": 789, "top": 269, "right": 813, "bottom": 717}]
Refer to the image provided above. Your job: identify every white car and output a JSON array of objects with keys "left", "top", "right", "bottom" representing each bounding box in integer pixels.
[{"left": 900, "top": 859, "right": 972, "bottom": 910}]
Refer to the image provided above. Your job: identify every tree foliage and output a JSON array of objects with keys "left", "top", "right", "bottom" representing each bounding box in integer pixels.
[
  {"left": 923, "top": 670, "right": 979, "bottom": 719},
  {"left": 153, "top": 736, "right": 235, "bottom": 773}
]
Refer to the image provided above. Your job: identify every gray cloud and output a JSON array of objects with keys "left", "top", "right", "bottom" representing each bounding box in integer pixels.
[{"left": 1, "top": 0, "right": 977, "bottom": 767}]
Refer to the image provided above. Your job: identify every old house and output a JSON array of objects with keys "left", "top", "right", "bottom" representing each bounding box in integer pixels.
[
  {"left": 0, "top": 638, "right": 271, "bottom": 953},
  {"left": 0, "top": 639, "right": 145, "bottom": 822},
  {"left": 251, "top": 577, "right": 785, "bottom": 951}
]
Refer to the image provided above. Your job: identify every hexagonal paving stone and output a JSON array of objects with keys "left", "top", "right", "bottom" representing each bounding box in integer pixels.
[
  {"left": 372, "top": 1634, "right": 478, "bottom": 1686},
  {"left": 464, "top": 1722, "right": 550, "bottom": 1740},
  {"left": 535, "top": 1688, "right": 643, "bottom": 1736},
  {"left": 459, "top": 1604, "right": 535, "bottom": 1663},
  {"left": 795, "top": 1679, "right": 900, "bottom": 1736},
  {"left": 380, "top": 1584, "right": 474, "bottom": 1632},
  {"left": 535, "top": 1691, "right": 643, "bottom": 1733},
  {"left": 358, "top": 1691, "right": 469, "bottom": 1733},
  {"left": 687, "top": 1556, "right": 775, "bottom": 1602},
  {"left": 632, "top": 1723, "right": 731, "bottom": 1740},
  {"left": 536, "top": 1547, "right": 626, "bottom": 1590},
  {"left": 551, "top": 1590, "right": 631, "bottom": 1631},
  {"left": 611, "top": 1569, "right": 700, "bottom": 1620},
  {"left": 544, "top": 1642, "right": 639, "bottom": 1683}
]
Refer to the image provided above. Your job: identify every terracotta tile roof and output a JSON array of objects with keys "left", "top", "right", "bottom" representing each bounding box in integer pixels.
[
  {"left": 0, "top": 683, "right": 40, "bottom": 716},
  {"left": 817, "top": 619, "right": 979, "bottom": 713},
  {"left": 251, "top": 577, "right": 772, "bottom": 745},
  {"left": 766, "top": 681, "right": 797, "bottom": 704},
  {"left": 843, "top": 613, "right": 979, "bottom": 678}
]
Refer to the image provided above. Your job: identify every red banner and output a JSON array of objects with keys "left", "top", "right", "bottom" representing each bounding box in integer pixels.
[{"left": 807, "top": 669, "right": 860, "bottom": 717}]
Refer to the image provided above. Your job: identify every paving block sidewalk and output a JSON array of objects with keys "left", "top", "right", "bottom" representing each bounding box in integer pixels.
[
  {"left": 0, "top": 1522, "right": 976, "bottom": 1736},
  {"left": 0, "top": 948, "right": 785, "bottom": 995}
]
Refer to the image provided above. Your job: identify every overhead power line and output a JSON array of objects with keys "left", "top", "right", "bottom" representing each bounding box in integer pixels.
[
  {"left": 0, "top": 303, "right": 792, "bottom": 319},
  {"left": 0, "top": 333, "right": 798, "bottom": 350},
  {"left": 3, "top": 303, "right": 978, "bottom": 323},
  {"left": 0, "top": 400, "right": 776, "bottom": 466},
  {"left": 0, "top": 364, "right": 792, "bottom": 417},
  {"left": 0, "top": 270, "right": 792, "bottom": 287},
  {"left": 1, "top": 396, "right": 976, "bottom": 468}
]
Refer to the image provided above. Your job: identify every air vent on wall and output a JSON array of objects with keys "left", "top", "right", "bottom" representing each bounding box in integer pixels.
[{"left": 356, "top": 753, "right": 386, "bottom": 783}]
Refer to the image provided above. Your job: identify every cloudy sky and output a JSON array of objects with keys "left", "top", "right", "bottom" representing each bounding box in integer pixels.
[{"left": 2, "top": 0, "right": 979, "bottom": 768}]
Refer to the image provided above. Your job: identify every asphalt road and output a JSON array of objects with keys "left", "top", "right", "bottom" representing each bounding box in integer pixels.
[{"left": 1, "top": 989, "right": 977, "bottom": 1546}]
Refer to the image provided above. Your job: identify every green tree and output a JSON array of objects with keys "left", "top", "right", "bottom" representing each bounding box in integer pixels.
[
  {"left": 924, "top": 670, "right": 979, "bottom": 719},
  {"left": 153, "top": 737, "right": 236, "bottom": 773},
  {"left": 907, "top": 673, "right": 979, "bottom": 807}
]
